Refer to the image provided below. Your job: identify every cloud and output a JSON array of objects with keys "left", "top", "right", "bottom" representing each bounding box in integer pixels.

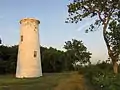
[
  {"left": 76, "top": 16, "right": 98, "bottom": 31},
  {"left": 76, "top": 23, "right": 90, "bottom": 31}
]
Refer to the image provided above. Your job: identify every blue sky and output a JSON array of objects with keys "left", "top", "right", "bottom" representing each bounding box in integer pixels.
[{"left": 0, "top": 0, "right": 108, "bottom": 63}]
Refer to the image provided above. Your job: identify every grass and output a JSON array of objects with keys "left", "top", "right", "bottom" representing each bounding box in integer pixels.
[
  {"left": 0, "top": 72, "right": 93, "bottom": 90},
  {"left": 0, "top": 73, "right": 71, "bottom": 90},
  {"left": 54, "top": 72, "right": 87, "bottom": 90}
]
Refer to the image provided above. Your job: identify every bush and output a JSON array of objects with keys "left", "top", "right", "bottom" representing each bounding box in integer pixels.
[{"left": 79, "top": 62, "right": 120, "bottom": 90}]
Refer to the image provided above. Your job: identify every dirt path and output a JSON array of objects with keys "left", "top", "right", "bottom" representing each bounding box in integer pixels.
[{"left": 54, "top": 72, "right": 92, "bottom": 90}]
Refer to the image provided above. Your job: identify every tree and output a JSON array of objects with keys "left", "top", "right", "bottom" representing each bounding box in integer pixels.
[
  {"left": 41, "top": 46, "right": 65, "bottom": 72},
  {"left": 67, "top": 0, "right": 120, "bottom": 74},
  {"left": 0, "top": 45, "right": 18, "bottom": 74},
  {"left": 64, "top": 39, "right": 92, "bottom": 69},
  {"left": 106, "top": 21, "right": 120, "bottom": 73}
]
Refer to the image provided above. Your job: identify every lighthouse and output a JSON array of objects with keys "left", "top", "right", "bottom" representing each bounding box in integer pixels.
[{"left": 16, "top": 18, "right": 42, "bottom": 78}]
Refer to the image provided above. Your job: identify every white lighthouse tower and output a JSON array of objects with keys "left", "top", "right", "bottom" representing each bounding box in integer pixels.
[{"left": 16, "top": 18, "right": 42, "bottom": 78}]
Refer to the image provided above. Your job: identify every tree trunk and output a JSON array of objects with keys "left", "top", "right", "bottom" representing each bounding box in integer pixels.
[
  {"left": 108, "top": 49, "right": 119, "bottom": 74},
  {"left": 113, "top": 61, "right": 118, "bottom": 74},
  {"left": 102, "top": 17, "right": 118, "bottom": 74}
]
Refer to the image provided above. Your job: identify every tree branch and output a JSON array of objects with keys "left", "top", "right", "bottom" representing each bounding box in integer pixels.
[
  {"left": 95, "top": 10, "right": 104, "bottom": 22},
  {"left": 83, "top": 5, "right": 104, "bottom": 22}
]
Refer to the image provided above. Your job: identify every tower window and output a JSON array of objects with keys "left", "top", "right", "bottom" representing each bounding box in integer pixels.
[
  {"left": 34, "top": 51, "right": 37, "bottom": 57},
  {"left": 34, "top": 29, "right": 36, "bottom": 31},
  {"left": 34, "top": 27, "right": 37, "bottom": 31},
  {"left": 21, "top": 35, "right": 23, "bottom": 42}
]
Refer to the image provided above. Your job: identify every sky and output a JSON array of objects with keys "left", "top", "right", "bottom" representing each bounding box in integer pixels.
[{"left": 0, "top": 0, "right": 108, "bottom": 63}]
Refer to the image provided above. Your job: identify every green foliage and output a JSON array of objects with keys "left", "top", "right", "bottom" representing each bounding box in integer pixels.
[
  {"left": 41, "top": 46, "right": 66, "bottom": 72},
  {"left": 64, "top": 39, "right": 92, "bottom": 66},
  {"left": 80, "top": 61, "right": 120, "bottom": 90},
  {"left": 0, "top": 45, "right": 18, "bottom": 74}
]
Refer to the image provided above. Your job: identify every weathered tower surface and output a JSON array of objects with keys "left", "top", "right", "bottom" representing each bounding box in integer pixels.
[{"left": 16, "top": 18, "right": 42, "bottom": 78}]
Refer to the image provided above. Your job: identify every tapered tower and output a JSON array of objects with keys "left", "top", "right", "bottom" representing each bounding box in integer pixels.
[{"left": 16, "top": 18, "right": 42, "bottom": 78}]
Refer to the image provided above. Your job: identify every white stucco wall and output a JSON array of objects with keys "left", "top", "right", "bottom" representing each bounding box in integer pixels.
[{"left": 16, "top": 18, "right": 42, "bottom": 78}]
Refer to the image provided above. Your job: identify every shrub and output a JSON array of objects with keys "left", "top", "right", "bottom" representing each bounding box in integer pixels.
[{"left": 79, "top": 62, "right": 120, "bottom": 90}]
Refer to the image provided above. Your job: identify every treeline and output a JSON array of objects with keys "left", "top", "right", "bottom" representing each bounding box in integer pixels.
[
  {"left": 0, "top": 45, "right": 18, "bottom": 74},
  {"left": 0, "top": 39, "right": 92, "bottom": 74}
]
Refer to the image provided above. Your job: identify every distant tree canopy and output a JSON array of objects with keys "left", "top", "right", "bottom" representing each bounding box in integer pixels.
[
  {"left": 0, "top": 39, "right": 91, "bottom": 74},
  {"left": 64, "top": 39, "right": 92, "bottom": 66},
  {"left": 67, "top": 0, "right": 120, "bottom": 74},
  {"left": 41, "top": 46, "right": 66, "bottom": 72},
  {"left": 0, "top": 45, "right": 18, "bottom": 74}
]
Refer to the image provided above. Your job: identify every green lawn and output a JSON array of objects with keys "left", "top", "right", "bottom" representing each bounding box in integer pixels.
[
  {"left": 0, "top": 73, "right": 71, "bottom": 90},
  {"left": 0, "top": 72, "right": 93, "bottom": 90}
]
